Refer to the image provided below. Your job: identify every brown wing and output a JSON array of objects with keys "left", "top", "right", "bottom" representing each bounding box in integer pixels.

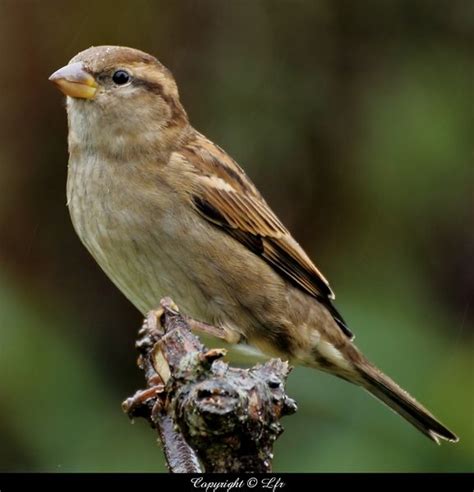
[{"left": 182, "top": 133, "right": 353, "bottom": 339}]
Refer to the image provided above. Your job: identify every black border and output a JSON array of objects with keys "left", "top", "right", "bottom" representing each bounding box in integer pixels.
[{"left": 0, "top": 473, "right": 471, "bottom": 491}]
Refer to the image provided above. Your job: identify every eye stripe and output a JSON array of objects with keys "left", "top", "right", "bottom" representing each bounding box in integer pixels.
[{"left": 132, "top": 78, "right": 165, "bottom": 95}]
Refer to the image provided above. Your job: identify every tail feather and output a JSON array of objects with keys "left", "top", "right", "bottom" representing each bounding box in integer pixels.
[{"left": 358, "top": 365, "right": 458, "bottom": 444}]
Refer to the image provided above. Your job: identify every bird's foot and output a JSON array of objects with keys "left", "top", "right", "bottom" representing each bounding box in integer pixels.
[{"left": 122, "top": 382, "right": 165, "bottom": 419}]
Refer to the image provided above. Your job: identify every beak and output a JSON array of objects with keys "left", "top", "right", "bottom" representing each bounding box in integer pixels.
[{"left": 49, "top": 62, "right": 98, "bottom": 99}]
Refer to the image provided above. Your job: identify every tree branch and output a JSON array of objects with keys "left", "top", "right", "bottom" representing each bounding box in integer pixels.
[{"left": 122, "top": 297, "right": 297, "bottom": 473}]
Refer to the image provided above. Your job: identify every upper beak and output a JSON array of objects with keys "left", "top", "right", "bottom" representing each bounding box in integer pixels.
[{"left": 49, "top": 62, "right": 98, "bottom": 99}]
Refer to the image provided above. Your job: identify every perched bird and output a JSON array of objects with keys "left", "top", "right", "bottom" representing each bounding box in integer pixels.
[{"left": 50, "top": 45, "right": 458, "bottom": 444}]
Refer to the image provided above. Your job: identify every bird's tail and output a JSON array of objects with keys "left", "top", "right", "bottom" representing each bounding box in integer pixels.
[{"left": 355, "top": 361, "right": 458, "bottom": 444}]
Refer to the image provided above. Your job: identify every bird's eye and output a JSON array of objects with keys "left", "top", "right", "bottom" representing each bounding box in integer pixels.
[{"left": 112, "top": 70, "right": 131, "bottom": 85}]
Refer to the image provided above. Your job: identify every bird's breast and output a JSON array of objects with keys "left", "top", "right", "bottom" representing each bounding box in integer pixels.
[{"left": 66, "top": 151, "right": 224, "bottom": 322}]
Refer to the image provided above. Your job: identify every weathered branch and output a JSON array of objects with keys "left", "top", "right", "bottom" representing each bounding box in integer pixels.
[{"left": 123, "top": 297, "right": 297, "bottom": 473}]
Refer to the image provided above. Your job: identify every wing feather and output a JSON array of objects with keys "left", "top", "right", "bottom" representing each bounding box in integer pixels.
[{"left": 182, "top": 132, "right": 354, "bottom": 339}]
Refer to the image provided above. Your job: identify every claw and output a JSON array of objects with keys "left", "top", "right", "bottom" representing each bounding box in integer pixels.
[
  {"left": 160, "top": 297, "right": 180, "bottom": 314},
  {"left": 201, "top": 348, "right": 227, "bottom": 363},
  {"left": 122, "top": 384, "right": 165, "bottom": 416}
]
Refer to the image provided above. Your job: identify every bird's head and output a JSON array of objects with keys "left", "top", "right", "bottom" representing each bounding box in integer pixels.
[{"left": 49, "top": 46, "right": 188, "bottom": 155}]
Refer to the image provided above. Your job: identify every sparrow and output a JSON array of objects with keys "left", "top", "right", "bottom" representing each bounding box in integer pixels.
[{"left": 49, "top": 45, "right": 458, "bottom": 444}]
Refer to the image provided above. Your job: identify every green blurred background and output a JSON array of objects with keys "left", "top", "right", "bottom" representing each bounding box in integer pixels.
[{"left": 0, "top": 0, "right": 472, "bottom": 472}]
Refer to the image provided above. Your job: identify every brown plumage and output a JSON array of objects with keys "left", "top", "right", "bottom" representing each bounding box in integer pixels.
[{"left": 49, "top": 46, "right": 458, "bottom": 445}]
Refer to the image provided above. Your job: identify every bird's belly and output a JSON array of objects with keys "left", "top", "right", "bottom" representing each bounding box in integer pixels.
[
  {"left": 76, "top": 213, "right": 216, "bottom": 320},
  {"left": 68, "top": 184, "right": 229, "bottom": 325}
]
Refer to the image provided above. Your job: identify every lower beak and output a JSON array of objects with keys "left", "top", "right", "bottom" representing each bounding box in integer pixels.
[{"left": 49, "top": 62, "right": 98, "bottom": 99}]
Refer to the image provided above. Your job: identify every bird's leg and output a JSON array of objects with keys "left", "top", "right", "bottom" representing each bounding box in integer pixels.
[{"left": 185, "top": 317, "right": 229, "bottom": 341}]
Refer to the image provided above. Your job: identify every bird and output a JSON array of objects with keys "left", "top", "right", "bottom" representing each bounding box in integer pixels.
[{"left": 49, "top": 45, "right": 458, "bottom": 444}]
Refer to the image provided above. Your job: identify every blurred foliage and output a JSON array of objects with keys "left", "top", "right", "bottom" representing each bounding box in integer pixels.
[{"left": 0, "top": 0, "right": 472, "bottom": 472}]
